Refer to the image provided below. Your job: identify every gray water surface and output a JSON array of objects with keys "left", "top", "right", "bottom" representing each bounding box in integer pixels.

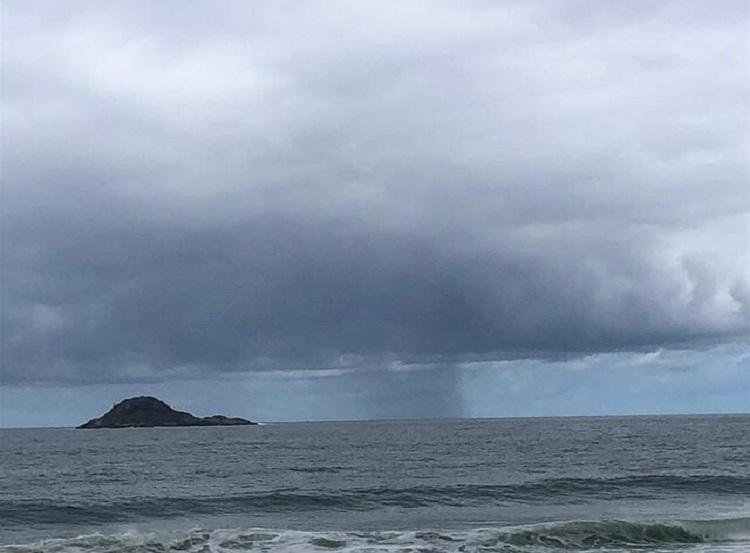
[{"left": 2, "top": 415, "right": 750, "bottom": 552}]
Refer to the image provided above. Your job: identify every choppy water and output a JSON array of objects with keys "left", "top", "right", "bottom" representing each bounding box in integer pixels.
[{"left": 2, "top": 416, "right": 750, "bottom": 552}]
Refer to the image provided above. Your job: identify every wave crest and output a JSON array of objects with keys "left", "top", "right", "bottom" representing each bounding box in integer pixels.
[
  {"left": 3, "top": 518, "right": 749, "bottom": 553},
  {"left": 4, "top": 475, "right": 750, "bottom": 526}
]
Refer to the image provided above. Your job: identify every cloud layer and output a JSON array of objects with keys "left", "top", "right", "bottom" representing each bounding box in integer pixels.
[{"left": 2, "top": 0, "right": 748, "bottom": 386}]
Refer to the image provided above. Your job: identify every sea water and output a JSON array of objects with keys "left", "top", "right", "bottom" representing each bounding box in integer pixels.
[{"left": 1, "top": 415, "right": 750, "bottom": 552}]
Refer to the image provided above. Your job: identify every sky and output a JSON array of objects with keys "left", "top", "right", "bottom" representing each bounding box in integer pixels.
[{"left": 1, "top": 0, "right": 749, "bottom": 427}]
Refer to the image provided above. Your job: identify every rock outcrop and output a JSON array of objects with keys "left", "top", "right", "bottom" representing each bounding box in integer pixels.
[{"left": 76, "top": 396, "right": 256, "bottom": 428}]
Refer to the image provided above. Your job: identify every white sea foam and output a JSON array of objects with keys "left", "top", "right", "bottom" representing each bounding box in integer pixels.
[{"left": 3, "top": 519, "right": 750, "bottom": 553}]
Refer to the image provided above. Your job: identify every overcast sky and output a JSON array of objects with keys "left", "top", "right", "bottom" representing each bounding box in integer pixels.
[{"left": 1, "top": 0, "right": 748, "bottom": 427}]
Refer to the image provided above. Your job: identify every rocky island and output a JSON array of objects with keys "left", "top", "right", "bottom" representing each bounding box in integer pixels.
[{"left": 76, "top": 396, "right": 256, "bottom": 428}]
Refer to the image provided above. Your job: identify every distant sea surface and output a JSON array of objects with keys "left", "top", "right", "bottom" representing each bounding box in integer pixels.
[{"left": 2, "top": 416, "right": 750, "bottom": 552}]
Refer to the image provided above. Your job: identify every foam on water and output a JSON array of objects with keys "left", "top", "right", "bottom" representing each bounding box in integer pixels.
[{"left": 3, "top": 518, "right": 750, "bottom": 553}]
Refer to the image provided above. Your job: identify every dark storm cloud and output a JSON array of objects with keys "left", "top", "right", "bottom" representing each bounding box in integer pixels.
[{"left": 1, "top": 0, "right": 748, "bottom": 386}]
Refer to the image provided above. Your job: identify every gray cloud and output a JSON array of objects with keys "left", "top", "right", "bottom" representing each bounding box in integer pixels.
[{"left": 1, "top": 0, "right": 748, "bottom": 387}]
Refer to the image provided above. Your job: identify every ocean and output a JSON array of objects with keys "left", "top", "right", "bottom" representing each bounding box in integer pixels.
[{"left": 1, "top": 415, "right": 749, "bottom": 552}]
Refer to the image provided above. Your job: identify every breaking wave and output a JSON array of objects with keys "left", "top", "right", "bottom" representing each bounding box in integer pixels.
[{"left": 2, "top": 518, "right": 750, "bottom": 553}]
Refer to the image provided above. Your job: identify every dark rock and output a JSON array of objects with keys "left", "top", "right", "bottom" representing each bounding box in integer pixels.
[{"left": 76, "top": 396, "right": 256, "bottom": 428}]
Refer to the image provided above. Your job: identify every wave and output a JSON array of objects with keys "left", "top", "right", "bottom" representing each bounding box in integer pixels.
[
  {"left": 494, "top": 517, "right": 750, "bottom": 548},
  {"left": 3, "top": 474, "right": 749, "bottom": 526},
  {"left": 3, "top": 518, "right": 750, "bottom": 552}
]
